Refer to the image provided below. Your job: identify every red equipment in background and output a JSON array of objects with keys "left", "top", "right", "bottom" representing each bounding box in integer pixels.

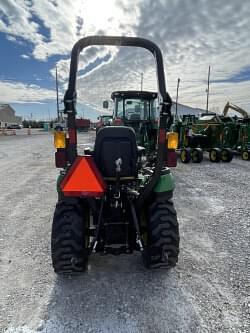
[{"left": 75, "top": 118, "right": 90, "bottom": 132}]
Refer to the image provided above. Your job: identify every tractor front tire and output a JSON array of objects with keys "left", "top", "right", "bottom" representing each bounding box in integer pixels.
[
  {"left": 209, "top": 148, "right": 221, "bottom": 163},
  {"left": 51, "top": 201, "right": 89, "bottom": 274},
  {"left": 221, "top": 148, "right": 233, "bottom": 162},
  {"left": 145, "top": 200, "right": 180, "bottom": 269},
  {"left": 191, "top": 148, "right": 203, "bottom": 163},
  {"left": 180, "top": 148, "right": 191, "bottom": 163}
]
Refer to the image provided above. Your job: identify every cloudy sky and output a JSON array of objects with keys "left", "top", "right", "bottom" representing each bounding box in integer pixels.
[{"left": 0, "top": 0, "right": 249, "bottom": 120}]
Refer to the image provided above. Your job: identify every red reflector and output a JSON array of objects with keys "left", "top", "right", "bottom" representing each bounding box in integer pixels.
[
  {"left": 166, "top": 150, "right": 177, "bottom": 167},
  {"left": 61, "top": 156, "right": 106, "bottom": 197},
  {"left": 55, "top": 150, "right": 67, "bottom": 168}
]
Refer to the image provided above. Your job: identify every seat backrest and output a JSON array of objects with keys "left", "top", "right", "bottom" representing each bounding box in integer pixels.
[
  {"left": 129, "top": 113, "right": 141, "bottom": 121},
  {"left": 94, "top": 126, "right": 138, "bottom": 178}
]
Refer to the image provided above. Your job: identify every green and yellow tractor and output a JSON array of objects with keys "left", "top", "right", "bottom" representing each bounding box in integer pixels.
[
  {"left": 222, "top": 102, "right": 250, "bottom": 160},
  {"left": 238, "top": 118, "right": 250, "bottom": 160},
  {"left": 177, "top": 113, "right": 234, "bottom": 163},
  {"left": 52, "top": 36, "right": 179, "bottom": 274},
  {"left": 103, "top": 90, "right": 159, "bottom": 155}
]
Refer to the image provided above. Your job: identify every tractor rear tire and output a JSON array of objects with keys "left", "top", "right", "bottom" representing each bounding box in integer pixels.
[
  {"left": 191, "top": 148, "right": 203, "bottom": 163},
  {"left": 242, "top": 150, "right": 250, "bottom": 161},
  {"left": 180, "top": 148, "right": 191, "bottom": 163},
  {"left": 209, "top": 148, "right": 221, "bottom": 163},
  {"left": 144, "top": 200, "right": 179, "bottom": 269},
  {"left": 51, "top": 201, "right": 89, "bottom": 274},
  {"left": 221, "top": 148, "right": 233, "bottom": 162}
]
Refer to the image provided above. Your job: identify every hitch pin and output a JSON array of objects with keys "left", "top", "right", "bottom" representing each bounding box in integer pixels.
[
  {"left": 115, "top": 158, "right": 122, "bottom": 172},
  {"left": 137, "top": 237, "right": 144, "bottom": 251},
  {"left": 93, "top": 241, "right": 98, "bottom": 253}
]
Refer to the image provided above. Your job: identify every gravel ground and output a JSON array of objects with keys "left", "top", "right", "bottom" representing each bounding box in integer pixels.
[{"left": 0, "top": 131, "right": 249, "bottom": 333}]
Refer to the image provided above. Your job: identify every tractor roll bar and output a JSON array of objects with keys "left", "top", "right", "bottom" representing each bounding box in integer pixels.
[
  {"left": 64, "top": 36, "right": 172, "bottom": 208},
  {"left": 64, "top": 36, "right": 171, "bottom": 108}
]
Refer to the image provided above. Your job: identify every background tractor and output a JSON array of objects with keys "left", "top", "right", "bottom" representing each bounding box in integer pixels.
[
  {"left": 238, "top": 118, "right": 250, "bottom": 160},
  {"left": 52, "top": 36, "right": 180, "bottom": 274},
  {"left": 176, "top": 113, "right": 235, "bottom": 163},
  {"left": 222, "top": 102, "right": 250, "bottom": 160},
  {"left": 104, "top": 90, "right": 159, "bottom": 154},
  {"left": 96, "top": 114, "right": 113, "bottom": 133}
]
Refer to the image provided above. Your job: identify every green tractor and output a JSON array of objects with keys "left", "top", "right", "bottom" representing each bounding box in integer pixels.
[
  {"left": 178, "top": 113, "right": 234, "bottom": 163},
  {"left": 238, "top": 118, "right": 250, "bottom": 160},
  {"left": 222, "top": 102, "right": 250, "bottom": 160},
  {"left": 52, "top": 36, "right": 179, "bottom": 274},
  {"left": 107, "top": 90, "right": 159, "bottom": 154}
]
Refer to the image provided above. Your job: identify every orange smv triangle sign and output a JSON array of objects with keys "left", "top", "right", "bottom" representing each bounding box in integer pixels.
[{"left": 61, "top": 156, "right": 106, "bottom": 197}]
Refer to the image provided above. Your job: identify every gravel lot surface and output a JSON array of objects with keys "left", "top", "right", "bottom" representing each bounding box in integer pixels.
[{"left": 0, "top": 131, "right": 249, "bottom": 333}]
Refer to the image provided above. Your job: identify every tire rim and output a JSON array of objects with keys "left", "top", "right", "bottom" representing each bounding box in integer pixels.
[
  {"left": 242, "top": 151, "right": 249, "bottom": 160},
  {"left": 181, "top": 150, "right": 187, "bottom": 161},
  {"left": 210, "top": 150, "right": 217, "bottom": 161}
]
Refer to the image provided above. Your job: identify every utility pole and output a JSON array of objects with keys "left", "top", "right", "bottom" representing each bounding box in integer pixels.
[
  {"left": 176, "top": 77, "right": 180, "bottom": 116},
  {"left": 56, "top": 66, "right": 60, "bottom": 121},
  {"left": 140, "top": 73, "right": 143, "bottom": 91},
  {"left": 206, "top": 65, "right": 211, "bottom": 113}
]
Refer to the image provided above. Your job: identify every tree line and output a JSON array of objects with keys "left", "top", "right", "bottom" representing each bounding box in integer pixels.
[{"left": 22, "top": 119, "right": 57, "bottom": 128}]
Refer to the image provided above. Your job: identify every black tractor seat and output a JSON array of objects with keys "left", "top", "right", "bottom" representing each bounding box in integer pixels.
[{"left": 94, "top": 126, "right": 139, "bottom": 180}]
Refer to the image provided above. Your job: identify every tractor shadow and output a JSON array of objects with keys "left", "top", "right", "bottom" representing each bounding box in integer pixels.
[{"left": 44, "top": 254, "right": 199, "bottom": 333}]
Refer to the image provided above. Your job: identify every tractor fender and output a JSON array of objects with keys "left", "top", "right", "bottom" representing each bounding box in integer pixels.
[
  {"left": 56, "top": 172, "right": 65, "bottom": 193},
  {"left": 153, "top": 168, "right": 175, "bottom": 198}
]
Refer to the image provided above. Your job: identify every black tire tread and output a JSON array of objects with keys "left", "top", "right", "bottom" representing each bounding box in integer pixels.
[
  {"left": 146, "top": 200, "right": 180, "bottom": 269},
  {"left": 191, "top": 148, "right": 203, "bottom": 163},
  {"left": 209, "top": 148, "right": 221, "bottom": 163},
  {"left": 51, "top": 201, "right": 88, "bottom": 274},
  {"left": 221, "top": 148, "right": 233, "bottom": 162},
  {"left": 242, "top": 150, "right": 250, "bottom": 161}
]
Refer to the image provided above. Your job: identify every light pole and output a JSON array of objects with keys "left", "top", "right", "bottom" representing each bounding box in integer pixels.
[
  {"left": 176, "top": 77, "right": 180, "bottom": 116},
  {"left": 56, "top": 66, "right": 60, "bottom": 121},
  {"left": 140, "top": 73, "right": 143, "bottom": 91},
  {"left": 206, "top": 66, "right": 211, "bottom": 113}
]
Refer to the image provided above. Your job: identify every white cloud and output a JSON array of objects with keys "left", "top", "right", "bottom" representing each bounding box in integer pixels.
[
  {"left": 175, "top": 79, "right": 250, "bottom": 111},
  {"left": 0, "top": 0, "right": 141, "bottom": 61},
  {"left": 20, "top": 54, "right": 30, "bottom": 59},
  {"left": 5, "top": 35, "right": 17, "bottom": 42},
  {"left": 0, "top": 0, "right": 249, "bottom": 112},
  {"left": 60, "top": 0, "right": 250, "bottom": 113},
  {"left": 0, "top": 0, "right": 45, "bottom": 47},
  {"left": 0, "top": 80, "right": 55, "bottom": 103}
]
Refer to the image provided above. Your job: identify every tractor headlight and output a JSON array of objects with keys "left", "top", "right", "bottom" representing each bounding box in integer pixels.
[
  {"left": 54, "top": 131, "right": 66, "bottom": 149},
  {"left": 167, "top": 132, "right": 178, "bottom": 150}
]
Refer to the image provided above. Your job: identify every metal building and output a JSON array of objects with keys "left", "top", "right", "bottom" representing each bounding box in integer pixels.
[{"left": 0, "top": 104, "right": 22, "bottom": 128}]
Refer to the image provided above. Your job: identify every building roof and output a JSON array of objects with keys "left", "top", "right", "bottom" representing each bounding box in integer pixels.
[{"left": 171, "top": 102, "right": 205, "bottom": 115}]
